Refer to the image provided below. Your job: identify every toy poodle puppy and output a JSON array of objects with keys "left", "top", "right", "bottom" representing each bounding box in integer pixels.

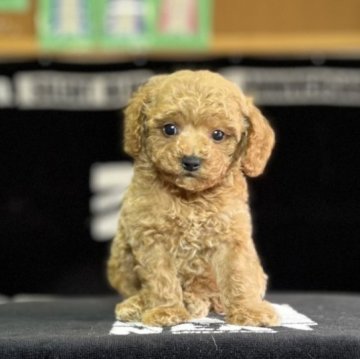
[{"left": 107, "top": 70, "right": 279, "bottom": 327}]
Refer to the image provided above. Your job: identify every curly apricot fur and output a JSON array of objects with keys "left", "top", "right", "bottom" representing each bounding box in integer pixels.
[{"left": 107, "top": 70, "right": 278, "bottom": 327}]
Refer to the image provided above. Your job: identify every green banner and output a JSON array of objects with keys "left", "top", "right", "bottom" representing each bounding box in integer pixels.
[
  {"left": 100, "top": 0, "right": 213, "bottom": 50},
  {"left": 38, "top": 0, "right": 98, "bottom": 51},
  {"left": 0, "top": 0, "right": 28, "bottom": 11},
  {"left": 38, "top": 0, "right": 213, "bottom": 51}
]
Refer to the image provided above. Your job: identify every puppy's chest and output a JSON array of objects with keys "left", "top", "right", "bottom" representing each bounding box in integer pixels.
[{"left": 167, "top": 204, "right": 231, "bottom": 254}]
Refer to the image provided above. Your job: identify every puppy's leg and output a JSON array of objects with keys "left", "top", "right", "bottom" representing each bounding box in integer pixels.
[
  {"left": 107, "top": 229, "right": 140, "bottom": 298},
  {"left": 135, "top": 244, "right": 190, "bottom": 326},
  {"left": 108, "top": 228, "right": 145, "bottom": 321},
  {"left": 182, "top": 273, "right": 217, "bottom": 319},
  {"left": 212, "top": 241, "right": 279, "bottom": 327},
  {"left": 210, "top": 295, "right": 225, "bottom": 315}
]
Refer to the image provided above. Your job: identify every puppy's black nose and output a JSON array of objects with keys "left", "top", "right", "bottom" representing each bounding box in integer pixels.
[{"left": 182, "top": 156, "right": 202, "bottom": 172}]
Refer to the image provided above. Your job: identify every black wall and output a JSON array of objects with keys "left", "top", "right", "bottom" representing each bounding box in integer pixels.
[{"left": 1, "top": 59, "right": 359, "bottom": 295}]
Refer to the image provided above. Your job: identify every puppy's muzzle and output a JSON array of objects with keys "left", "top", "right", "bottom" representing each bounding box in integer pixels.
[{"left": 181, "top": 156, "right": 202, "bottom": 172}]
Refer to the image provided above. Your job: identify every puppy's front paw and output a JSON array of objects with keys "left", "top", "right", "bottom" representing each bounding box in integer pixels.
[
  {"left": 184, "top": 293, "right": 210, "bottom": 319},
  {"left": 142, "top": 305, "right": 190, "bottom": 327},
  {"left": 115, "top": 295, "right": 144, "bottom": 322},
  {"left": 227, "top": 300, "right": 279, "bottom": 327}
]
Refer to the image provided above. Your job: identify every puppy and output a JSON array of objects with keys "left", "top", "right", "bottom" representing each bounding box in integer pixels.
[{"left": 107, "top": 70, "right": 279, "bottom": 327}]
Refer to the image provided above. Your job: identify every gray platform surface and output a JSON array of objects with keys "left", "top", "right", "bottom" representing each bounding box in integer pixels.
[{"left": 0, "top": 293, "right": 359, "bottom": 358}]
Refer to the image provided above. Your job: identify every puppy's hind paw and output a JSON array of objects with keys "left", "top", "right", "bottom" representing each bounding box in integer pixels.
[
  {"left": 142, "top": 305, "right": 191, "bottom": 327},
  {"left": 227, "top": 300, "right": 280, "bottom": 327},
  {"left": 115, "top": 295, "right": 144, "bottom": 322}
]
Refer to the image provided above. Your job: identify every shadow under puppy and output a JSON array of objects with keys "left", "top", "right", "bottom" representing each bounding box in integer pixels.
[{"left": 108, "top": 70, "right": 279, "bottom": 327}]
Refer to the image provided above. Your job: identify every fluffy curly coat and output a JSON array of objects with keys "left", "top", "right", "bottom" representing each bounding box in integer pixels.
[{"left": 107, "top": 70, "right": 279, "bottom": 327}]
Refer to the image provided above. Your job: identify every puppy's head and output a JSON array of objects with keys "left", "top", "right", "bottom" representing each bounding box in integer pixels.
[{"left": 124, "top": 70, "right": 274, "bottom": 192}]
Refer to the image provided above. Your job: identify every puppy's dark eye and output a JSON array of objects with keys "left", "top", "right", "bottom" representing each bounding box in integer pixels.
[
  {"left": 212, "top": 130, "right": 225, "bottom": 142},
  {"left": 163, "top": 124, "right": 178, "bottom": 136}
]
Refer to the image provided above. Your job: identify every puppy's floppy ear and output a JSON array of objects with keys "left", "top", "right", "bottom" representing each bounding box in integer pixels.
[
  {"left": 241, "top": 98, "right": 275, "bottom": 177},
  {"left": 123, "top": 75, "right": 166, "bottom": 158}
]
